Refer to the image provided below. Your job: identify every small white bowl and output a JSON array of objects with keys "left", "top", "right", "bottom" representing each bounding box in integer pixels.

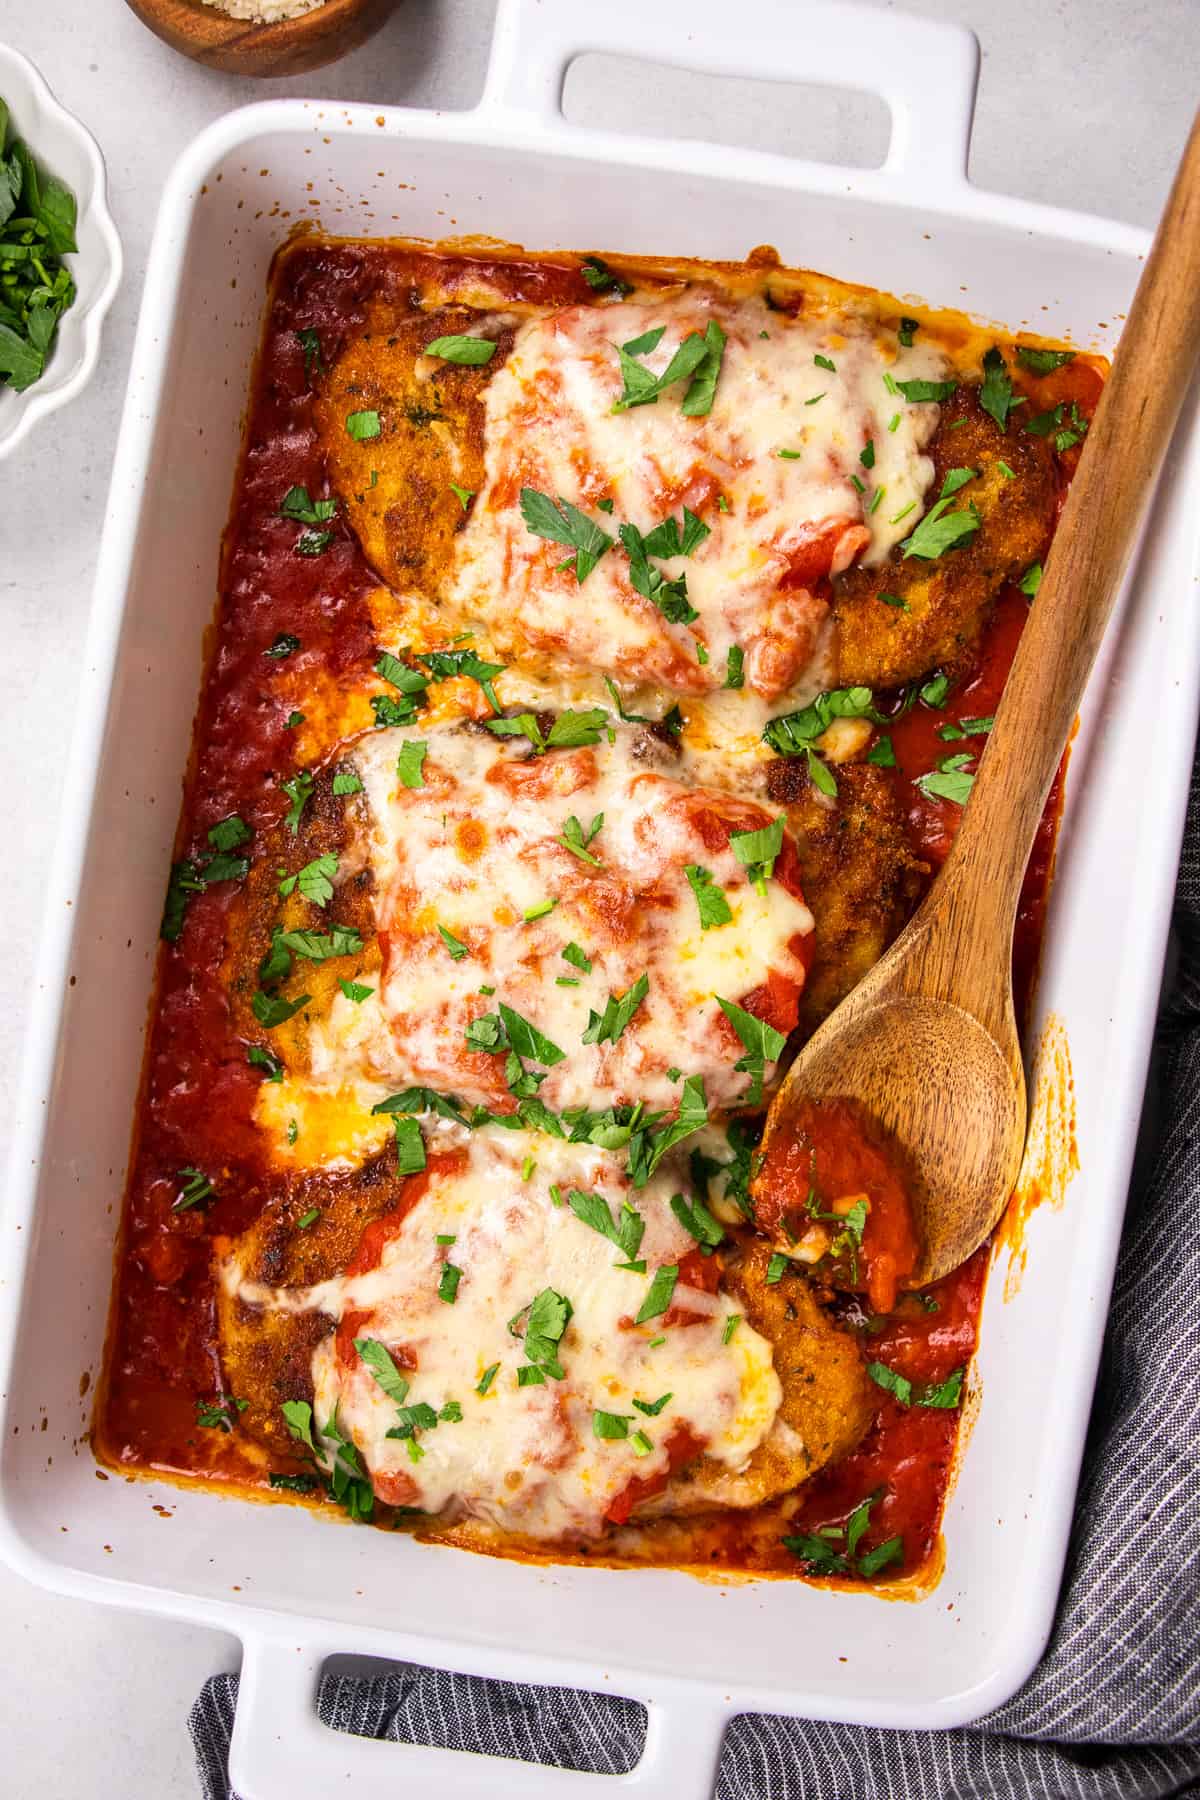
[{"left": 0, "top": 44, "right": 122, "bottom": 460}]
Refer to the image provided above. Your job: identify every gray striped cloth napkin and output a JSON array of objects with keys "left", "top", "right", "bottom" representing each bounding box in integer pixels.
[{"left": 191, "top": 753, "right": 1200, "bottom": 1800}]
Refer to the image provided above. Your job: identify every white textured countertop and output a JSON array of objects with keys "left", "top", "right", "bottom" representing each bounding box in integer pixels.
[{"left": 1, "top": 1, "right": 1196, "bottom": 1793}]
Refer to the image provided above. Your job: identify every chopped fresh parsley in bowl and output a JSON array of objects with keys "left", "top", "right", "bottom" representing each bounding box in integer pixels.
[{"left": 0, "top": 95, "right": 78, "bottom": 394}]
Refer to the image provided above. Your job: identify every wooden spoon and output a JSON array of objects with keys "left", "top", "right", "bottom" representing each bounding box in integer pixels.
[{"left": 760, "top": 110, "right": 1200, "bottom": 1288}]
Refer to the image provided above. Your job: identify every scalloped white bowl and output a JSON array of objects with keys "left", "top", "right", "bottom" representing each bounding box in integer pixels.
[{"left": 0, "top": 43, "right": 121, "bottom": 459}]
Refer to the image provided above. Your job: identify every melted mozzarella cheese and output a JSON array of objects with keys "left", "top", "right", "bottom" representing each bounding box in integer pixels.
[
  {"left": 449, "top": 289, "right": 946, "bottom": 700},
  {"left": 222, "top": 1130, "right": 779, "bottom": 1539},
  {"left": 353, "top": 722, "right": 812, "bottom": 1116},
  {"left": 253, "top": 722, "right": 815, "bottom": 1168}
]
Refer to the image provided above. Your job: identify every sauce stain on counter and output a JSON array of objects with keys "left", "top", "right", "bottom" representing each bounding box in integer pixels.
[{"left": 997, "top": 1012, "right": 1078, "bottom": 1298}]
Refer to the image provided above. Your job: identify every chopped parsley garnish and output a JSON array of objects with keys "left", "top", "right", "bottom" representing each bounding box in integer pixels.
[
  {"left": 568, "top": 1188, "right": 645, "bottom": 1263},
  {"left": 174, "top": 1166, "right": 216, "bottom": 1211},
  {"left": 722, "top": 1314, "right": 740, "bottom": 1345},
  {"left": 866, "top": 734, "right": 896, "bottom": 768},
  {"left": 1016, "top": 346, "right": 1075, "bottom": 375},
  {"left": 814, "top": 353, "right": 836, "bottom": 372},
  {"left": 724, "top": 645, "right": 745, "bottom": 689},
  {"left": 894, "top": 376, "right": 957, "bottom": 403},
  {"left": 635, "top": 1264, "right": 679, "bottom": 1325},
  {"left": 476, "top": 1362, "right": 500, "bottom": 1396},
  {"left": 437, "top": 1261, "right": 463, "bottom": 1304},
  {"left": 390, "top": 1116, "right": 426, "bottom": 1176},
  {"left": 916, "top": 754, "right": 976, "bottom": 807},
  {"left": 684, "top": 864, "right": 733, "bottom": 930},
  {"left": 524, "top": 898, "right": 557, "bottom": 922},
  {"left": 642, "top": 507, "right": 710, "bottom": 559},
  {"left": 278, "top": 924, "right": 364, "bottom": 962},
  {"left": 938, "top": 715, "right": 994, "bottom": 741},
  {"left": 278, "top": 851, "right": 338, "bottom": 907},
  {"left": 396, "top": 739, "right": 427, "bottom": 788},
  {"left": 290, "top": 518, "right": 334, "bottom": 560},
  {"left": 869, "top": 1359, "right": 964, "bottom": 1409},
  {"left": 449, "top": 484, "right": 475, "bottom": 510},
  {"left": 511, "top": 1287, "right": 572, "bottom": 1379},
  {"left": 424, "top": 333, "right": 496, "bottom": 365},
  {"left": 669, "top": 1190, "right": 725, "bottom": 1249},
  {"left": 375, "top": 649, "right": 430, "bottom": 702},
  {"left": 860, "top": 439, "right": 876, "bottom": 469},
  {"left": 632, "top": 1392, "right": 673, "bottom": 1417},
  {"left": 331, "top": 768, "right": 363, "bottom": 796},
  {"left": 160, "top": 817, "right": 254, "bottom": 939},
  {"left": 612, "top": 319, "right": 725, "bottom": 416},
  {"left": 979, "top": 346, "right": 1022, "bottom": 430},
  {"left": 593, "top": 1410, "right": 631, "bottom": 1440},
  {"left": 280, "top": 1399, "right": 318, "bottom": 1455},
  {"left": 280, "top": 485, "right": 337, "bottom": 526},
  {"left": 562, "top": 941, "right": 592, "bottom": 974},
  {"left": 901, "top": 467, "right": 981, "bottom": 560},
  {"left": 580, "top": 255, "right": 633, "bottom": 297},
  {"left": 620, "top": 519, "right": 698, "bottom": 624},
  {"left": 466, "top": 1003, "right": 566, "bottom": 1070},
  {"left": 582, "top": 972, "right": 649, "bottom": 1046},
  {"left": 295, "top": 328, "right": 325, "bottom": 381},
  {"left": 728, "top": 816, "right": 783, "bottom": 895},
  {"left": 386, "top": 1402, "right": 439, "bottom": 1439},
  {"left": 765, "top": 1252, "right": 790, "bottom": 1285},
  {"left": 416, "top": 648, "right": 504, "bottom": 713},
  {"left": 898, "top": 317, "right": 919, "bottom": 347},
  {"left": 437, "top": 924, "right": 469, "bottom": 960},
  {"left": 1026, "top": 399, "right": 1088, "bottom": 451},
  {"left": 345, "top": 409, "right": 381, "bottom": 440},
  {"left": 354, "top": 1338, "right": 411, "bottom": 1405},
  {"left": 762, "top": 686, "right": 880, "bottom": 768},
  {"left": 519, "top": 487, "right": 612, "bottom": 582},
  {"left": 716, "top": 997, "right": 787, "bottom": 1105},
  {"left": 877, "top": 591, "right": 909, "bottom": 611},
  {"left": 858, "top": 1536, "right": 904, "bottom": 1577},
  {"left": 782, "top": 1489, "right": 902, "bottom": 1577},
  {"left": 558, "top": 811, "right": 604, "bottom": 865},
  {"left": 284, "top": 710, "right": 304, "bottom": 730},
  {"left": 1019, "top": 561, "right": 1043, "bottom": 597},
  {"left": 485, "top": 707, "right": 609, "bottom": 754},
  {"left": 265, "top": 631, "right": 301, "bottom": 659},
  {"left": 251, "top": 989, "right": 311, "bottom": 1028},
  {"left": 626, "top": 1074, "right": 710, "bottom": 1188},
  {"left": 279, "top": 769, "right": 315, "bottom": 835},
  {"left": 195, "top": 1395, "right": 247, "bottom": 1432},
  {"left": 247, "top": 1045, "right": 283, "bottom": 1082},
  {"left": 867, "top": 1360, "right": 913, "bottom": 1404},
  {"left": 921, "top": 1369, "right": 965, "bottom": 1408},
  {"left": 296, "top": 1207, "right": 320, "bottom": 1229}
]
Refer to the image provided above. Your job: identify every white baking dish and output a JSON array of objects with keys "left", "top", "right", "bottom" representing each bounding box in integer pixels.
[{"left": 3, "top": 4, "right": 1199, "bottom": 1795}]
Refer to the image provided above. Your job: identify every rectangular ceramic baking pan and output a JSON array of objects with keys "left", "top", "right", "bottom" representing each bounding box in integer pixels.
[{"left": 3, "top": 4, "right": 1199, "bottom": 1795}]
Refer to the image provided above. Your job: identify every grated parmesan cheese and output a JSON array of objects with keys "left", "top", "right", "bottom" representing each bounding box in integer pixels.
[{"left": 200, "top": 0, "right": 325, "bottom": 22}]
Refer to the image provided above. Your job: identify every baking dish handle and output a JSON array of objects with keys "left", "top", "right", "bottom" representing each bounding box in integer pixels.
[
  {"left": 229, "top": 1633, "right": 729, "bottom": 1799},
  {"left": 480, "top": 0, "right": 979, "bottom": 194}
]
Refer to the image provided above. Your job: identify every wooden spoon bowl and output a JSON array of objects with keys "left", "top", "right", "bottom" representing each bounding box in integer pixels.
[
  {"left": 123, "top": 0, "right": 398, "bottom": 78},
  {"left": 762, "top": 108, "right": 1200, "bottom": 1290}
]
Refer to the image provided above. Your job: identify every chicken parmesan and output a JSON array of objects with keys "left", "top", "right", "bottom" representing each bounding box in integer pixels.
[{"left": 97, "top": 236, "right": 1103, "bottom": 1585}]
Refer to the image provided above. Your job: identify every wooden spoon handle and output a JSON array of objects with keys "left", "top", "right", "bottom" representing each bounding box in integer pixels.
[{"left": 931, "top": 109, "right": 1200, "bottom": 979}]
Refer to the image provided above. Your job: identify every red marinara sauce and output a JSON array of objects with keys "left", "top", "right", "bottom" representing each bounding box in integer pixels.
[
  {"left": 754, "top": 1097, "right": 921, "bottom": 1315},
  {"left": 93, "top": 238, "right": 1089, "bottom": 1583}
]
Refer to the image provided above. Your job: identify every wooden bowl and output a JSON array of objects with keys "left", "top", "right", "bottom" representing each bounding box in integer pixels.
[{"left": 123, "top": 0, "right": 398, "bottom": 78}]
